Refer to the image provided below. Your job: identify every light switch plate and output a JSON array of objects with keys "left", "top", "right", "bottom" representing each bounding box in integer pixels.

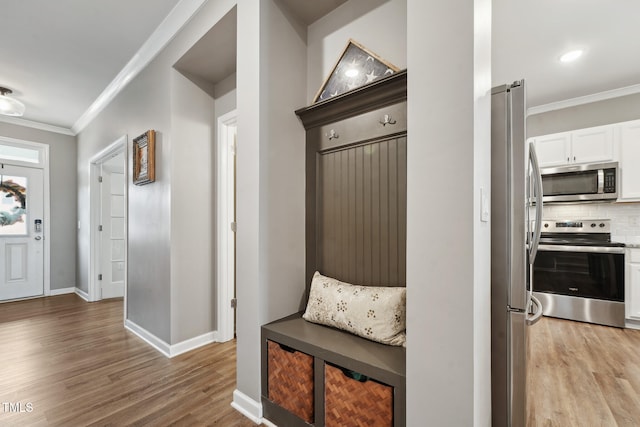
[{"left": 481, "top": 187, "right": 490, "bottom": 222}]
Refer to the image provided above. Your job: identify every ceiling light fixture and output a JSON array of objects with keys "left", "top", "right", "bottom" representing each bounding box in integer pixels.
[
  {"left": 0, "top": 87, "right": 26, "bottom": 117},
  {"left": 560, "top": 49, "right": 583, "bottom": 63}
]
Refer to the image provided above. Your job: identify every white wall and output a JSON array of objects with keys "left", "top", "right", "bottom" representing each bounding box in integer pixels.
[
  {"left": 78, "top": 55, "right": 173, "bottom": 341},
  {"left": 0, "top": 122, "right": 77, "bottom": 291},
  {"left": 528, "top": 92, "right": 640, "bottom": 137},
  {"left": 235, "top": 0, "right": 263, "bottom": 403},
  {"left": 307, "top": 0, "right": 407, "bottom": 102},
  {"left": 76, "top": 0, "right": 236, "bottom": 344},
  {"left": 473, "top": 0, "right": 493, "bottom": 424},
  {"left": 407, "top": 0, "right": 491, "bottom": 425},
  {"left": 169, "top": 69, "right": 216, "bottom": 344},
  {"left": 235, "top": 0, "right": 307, "bottom": 407}
]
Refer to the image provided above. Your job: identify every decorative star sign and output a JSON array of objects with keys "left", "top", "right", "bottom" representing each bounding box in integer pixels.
[{"left": 313, "top": 40, "right": 400, "bottom": 103}]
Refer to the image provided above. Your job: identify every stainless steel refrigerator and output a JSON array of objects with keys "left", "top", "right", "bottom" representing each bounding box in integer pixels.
[{"left": 491, "top": 80, "right": 544, "bottom": 427}]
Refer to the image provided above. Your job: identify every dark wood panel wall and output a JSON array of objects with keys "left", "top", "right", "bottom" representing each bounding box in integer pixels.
[
  {"left": 318, "top": 137, "right": 407, "bottom": 286},
  {"left": 296, "top": 70, "right": 408, "bottom": 294}
]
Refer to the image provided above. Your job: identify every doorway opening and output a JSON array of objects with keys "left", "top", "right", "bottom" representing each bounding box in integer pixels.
[
  {"left": 89, "top": 136, "right": 127, "bottom": 312},
  {"left": 217, "top": 110, "right": 237, "bottom": 342}
]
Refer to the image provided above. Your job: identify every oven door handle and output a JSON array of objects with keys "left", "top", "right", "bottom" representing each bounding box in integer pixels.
[
  {"left": 526, "top": 294, "right": 543, "bottom": 326},
  {"left": 538, "top": 244, "right": 625, "bottom": 254},
  {"left": 529, "top": 144, "right": 544, "bottom": 264}
]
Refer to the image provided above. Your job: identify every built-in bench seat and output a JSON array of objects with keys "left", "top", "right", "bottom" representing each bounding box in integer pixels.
[
  {"left": 261, "top": 71, "right": 408, "bottom": 427},
  {"left": 261, "top": 312, "right": 406, "bottom": 426}
]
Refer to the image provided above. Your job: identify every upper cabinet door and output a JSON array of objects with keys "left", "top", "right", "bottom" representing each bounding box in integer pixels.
[
  {"left": 619, "top": 120, "right": 640, "bottom": 201},
  {"left": 532, "top": 133, "right": 571, "bottom": 167},
  {"left": 532, "top": 125, "right": 615, "bottom": 168},
  {"left": 571, "top": 126, "right": 614, "bottom": 165}
]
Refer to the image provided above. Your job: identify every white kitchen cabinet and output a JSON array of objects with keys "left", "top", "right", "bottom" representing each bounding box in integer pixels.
[
  {"left": 626, "top": 248, "right": 640, "bottom": 321},
  {"left": 618, "top": 119, "right": 640, "bottom": 201},
  {"left": 571, "top": 126, "right": 614, "bottom": 164},
  {"left": 531, "top": 125, "right": 614, "bottom": 168},
  {"left": 531, "top": 133, "right": 570, "bottom": 167}
]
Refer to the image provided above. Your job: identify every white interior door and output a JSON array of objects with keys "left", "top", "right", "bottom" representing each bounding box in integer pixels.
[
  {"left": 0, "top": 164, "right": 44, "bottom": 301},
  {"left": 100, "top": 154, "right": 125, "bottom": 299}
]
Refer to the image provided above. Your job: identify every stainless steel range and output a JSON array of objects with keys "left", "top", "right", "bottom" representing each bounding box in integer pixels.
[{"left": 532, "top": 219, "right": 625, "bottom": 327}]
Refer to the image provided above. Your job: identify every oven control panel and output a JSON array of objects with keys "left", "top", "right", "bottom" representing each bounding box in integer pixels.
[{"left": 538, "top": 219, "right": 610, "bottom": 233}]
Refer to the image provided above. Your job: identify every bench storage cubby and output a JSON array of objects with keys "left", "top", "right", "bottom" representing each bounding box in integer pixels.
[
  {"left": 267, "top": 340, "right": 314, "bottom": 424},
  {"left": 324, "top": 363, "right": 393, "bottom": 427}
]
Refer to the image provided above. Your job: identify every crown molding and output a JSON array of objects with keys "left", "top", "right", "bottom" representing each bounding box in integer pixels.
[
  {"left": 71, "top": 0, "right": 208, "bottom": 135},
  {"left": 528, "top": 83, "right": 640, "bottom": 116},
  {"left": 0, "top": 114, "right": 75, "bottom": 136}
]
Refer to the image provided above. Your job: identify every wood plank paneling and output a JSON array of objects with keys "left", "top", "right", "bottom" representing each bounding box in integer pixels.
[
  {"left": 355, "top": 146, "right": 365, "bottom": 284},
  {"left": 397, "top": 136, "right": 407, "bottom": 283},
  {"left": 317, "top": 137, "right": 407, "bottom": 287}
]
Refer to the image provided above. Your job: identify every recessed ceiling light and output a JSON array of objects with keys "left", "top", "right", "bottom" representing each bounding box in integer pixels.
[{"left": 560, "top": 49, "right": 583, "bottom": 63}]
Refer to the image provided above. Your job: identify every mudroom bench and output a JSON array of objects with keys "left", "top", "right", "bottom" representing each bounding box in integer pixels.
[
  {"left": 261, "top": 313, "right": 406, "bottom": 427},
  {"left": 261, "top": 70, "right": 408, "bottom": 427}
]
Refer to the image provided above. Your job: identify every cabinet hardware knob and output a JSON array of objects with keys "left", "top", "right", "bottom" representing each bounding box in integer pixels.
[
  {"left": 326, "top": 129, "right": 339, "bottom": 140},
  {"left": 379, "top": 114, "right": 397, "bottom": 126}
]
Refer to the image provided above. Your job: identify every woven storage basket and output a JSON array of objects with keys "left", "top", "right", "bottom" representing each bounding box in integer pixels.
[
  {"left": 267, "top": 340, "right": 314, "bottom": 423},
  {"left": 325, "top": 363, "right": 393, "bottom": 427}
]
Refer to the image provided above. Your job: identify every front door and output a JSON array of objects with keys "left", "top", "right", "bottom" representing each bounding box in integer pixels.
[{"left": 0, "top": 164, "right": 44, "bottom": 301}]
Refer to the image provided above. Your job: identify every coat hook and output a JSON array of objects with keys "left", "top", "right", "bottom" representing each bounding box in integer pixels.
[
  {"left": 326, "top": 129, "right": 339, "bottom": 140},
  {"left": 379, "top": 114, "right": 397, "bottom": 126}
]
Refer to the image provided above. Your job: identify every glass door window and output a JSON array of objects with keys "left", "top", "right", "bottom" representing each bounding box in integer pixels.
[{"left": 0, "top": 174, "right": 27, "bottom": 235}]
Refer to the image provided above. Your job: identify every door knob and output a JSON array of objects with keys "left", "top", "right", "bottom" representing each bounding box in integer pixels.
[{"left": 34, "top": 236, "right": 42, "bottom": 241}]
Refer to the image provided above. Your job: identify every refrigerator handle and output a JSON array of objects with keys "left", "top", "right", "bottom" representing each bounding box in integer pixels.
[
  {"left": 529, "top": 143, "right": 543, "bottom": 264},
  {"left": 526, "top": 294, "right": 544, "bottom": 325}
]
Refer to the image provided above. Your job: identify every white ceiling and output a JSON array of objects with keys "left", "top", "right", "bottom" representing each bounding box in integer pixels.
[
  {"left": 174, "top": 7, "right": 238, "bottom": 94},
  {"left": 1, "top": 1, "right": 638, "bottom": 134},
  {"left": 493, "top": 0, "right": 640, "bottom": 108},
  {"left": 0, "top": 0, "right": 182, "bottom": 130}
]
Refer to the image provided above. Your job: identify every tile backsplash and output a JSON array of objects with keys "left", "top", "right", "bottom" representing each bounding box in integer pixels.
[{"left": 543, "top": 202, "right": 640, "bottom": 245}]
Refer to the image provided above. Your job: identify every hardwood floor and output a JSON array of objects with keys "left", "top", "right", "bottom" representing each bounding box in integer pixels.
[
  {"left": 0, "top": 294, "right": 256, "bottom": 427},
  {"left": 528, "top": 316, "right": 640, "bottom": 426}
]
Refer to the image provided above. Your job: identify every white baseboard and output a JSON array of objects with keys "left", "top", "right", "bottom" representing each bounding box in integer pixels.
[
  {"left": 170, "top": 331, "right": 218, "bottom": 357},
  {"left": 125, "top": 319, "right": 171, "bottom": 357},
  {"left": 74, "top": 287, "right": 89, "bottom": 301},
  {"left": 50, "top": 287, "right": 76, "bottom": 296},
  {"left": 124, "top": 320, "right": 218, "bottom": 358},
  {"left": 231, "top": 389, "right": 263, "bottom": 424},
  {"left": 262, "top": 418, "right": 277, "bottom": 427},
  {"left": 626, "top": 319, "right": 640, "bottom": 330}
]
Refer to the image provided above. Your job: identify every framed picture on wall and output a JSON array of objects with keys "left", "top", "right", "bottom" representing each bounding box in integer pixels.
[
  {"left": 133, "top": 130, "right": 156, "bottom": 185},
  {"left": 313, "top": 39, "right": 400, "bottom": 103}
]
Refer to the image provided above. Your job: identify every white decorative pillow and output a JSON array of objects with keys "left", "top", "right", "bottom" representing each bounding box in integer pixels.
[{"left": 302, "top": 271, "right": 406, "bottom": 347}]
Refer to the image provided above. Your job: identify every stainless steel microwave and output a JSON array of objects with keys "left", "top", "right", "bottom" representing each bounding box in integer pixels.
[{"left": 540, "top": 161, "right": 618, "bottom": 203}]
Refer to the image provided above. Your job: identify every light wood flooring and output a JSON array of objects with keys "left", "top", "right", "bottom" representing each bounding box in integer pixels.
[
  {"left": 528, "top": 316, "right": 640, "bottom": 426},
  {"left": 4, "top": 295, "right": 640, "bottom": 426},
  {"left": 0, "top": 294, "right": 255, "bottom": 426}
]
